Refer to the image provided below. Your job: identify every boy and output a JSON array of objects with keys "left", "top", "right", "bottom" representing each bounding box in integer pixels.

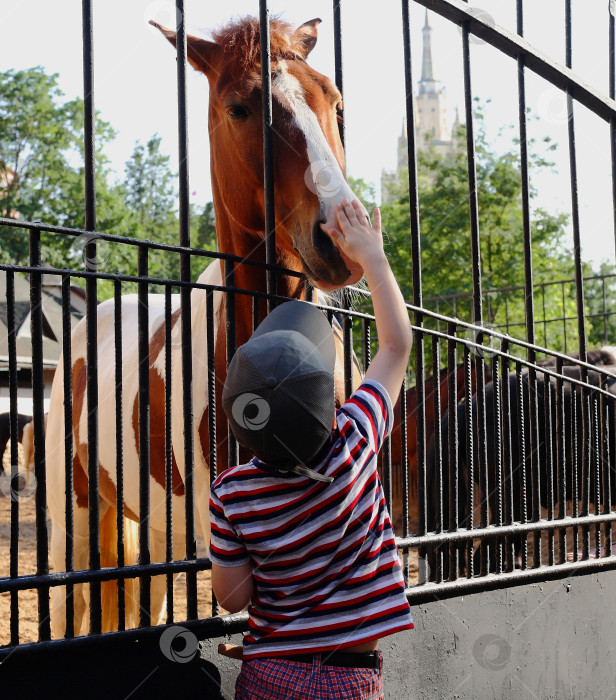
[{"left": 209, "top": 199, "right": 414, "bottom": 698}]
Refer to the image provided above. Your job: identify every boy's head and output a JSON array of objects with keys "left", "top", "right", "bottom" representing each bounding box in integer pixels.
[{"left": 222, "top": 301, "right": 336, "bottom": 472}]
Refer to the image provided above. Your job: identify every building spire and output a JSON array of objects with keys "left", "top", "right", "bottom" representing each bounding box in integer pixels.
[{"left": 421, "top": 10, "right": 434, "bottom": 82}]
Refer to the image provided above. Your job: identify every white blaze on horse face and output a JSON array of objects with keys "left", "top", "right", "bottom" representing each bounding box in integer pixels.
[{"left": 273, "top": 62, "right": 359, "bottom": 233}]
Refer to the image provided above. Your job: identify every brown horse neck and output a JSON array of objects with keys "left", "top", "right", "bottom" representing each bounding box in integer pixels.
[{"left": 215, "top": 212, "right": 307, "bottom": 346}]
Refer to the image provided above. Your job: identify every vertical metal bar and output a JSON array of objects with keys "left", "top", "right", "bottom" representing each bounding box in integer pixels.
[
  {"left": 82, "top": 0, "right": 96, "bottom": 232},
  {"left": 29, "top": 229, "right": 51, "bottom": 641},
  {"left": 259, "top": 0, "right": 277, "bottom": 308},
  {"left": 207, "top": 289, "right": 219, "bottom": 617},
  {"left": 447, "top": 326, "right": 459, "bottom": 579},
  {"left": 363, "top": 318, "right": 371, "bottom": 373},
  {"left": 565, "top": 1, "right": 588, "bottom": 366},
  {"left": 516, "top": 0, "right": 541, "bottom": 569},
  {"left": 582, "top": 389, "right": 592, "bottom": 559},
  {"left": 541, "top": 285, "right": 548, "bottom": 348},
  {"left": 343, "top": 291, "right": 353, "bottom": 399},
  {"left": 461, "top": 15, "right": 489, "bottom": 576},
  {"left": 402, "top": 0, "right": 425, "bottom": 542},
  {"left": 602, "top": 278, "right": 608, "bottom": 343},
  {"left": 113, "top": 280, "right": 125, "bottom": 631},
  {"left": 544, "top": 369, "right": 555, "bottom": 566},
  {"left": 572, "top": 385, "right": 580, "bottom": 559},
  {"left": 400, "top": 373, "right": 409, "bottom": 542},
  {"left": 175, "top": 0, "right": 197, "bottom": 619},
  {"left": 333, "top": 0, "right": 345, "bottom": 147},
  {"left": 164, "top": 287, "right": 174, "bottom": 623},
  {"left": 463, "top": 345, "right": 474, "bottom": 578},
  {"left": 432, "top": 337, "right": 443, "bottom": 583},
  {"left": 500, "top": 339, "right": 515, "bottom": 571},
  {"left": 610, "top": 0, "right": 616, "bottom": 259},
  {"left": 461, "top": 22, "right": 482, "bottom": 329},
  {"left": 225, "top": 260, "right": 238, "bottom": 469},
  {"left": 556, "top": 357, "right": 567, "bottom": 563},
  {"left": 6, "top": 271, "right": 20, "bottom": 644},
  {"left": 137, "top": 247, "right": 151, "bottom": 627},
  {"left": 252, "top": 296, "right": 259, "bottom": 333},
  {"left": 491, "top": 351, "right": 504, "bottom": 575},
  {"left": 561, "top": 283, "right": 568, "bottom": 354},
  {"left": 62, "top": 275, "right": 75, "bottom": 637},
  {"left": 592, "top": 397, "right": 601, "bottom": 557},
  {"left": 517, "top": 362, "right": 528, "bottom": 569},
  {"left": 602, "top": 383, "right": 613, "bottom": 556},
  {"left": 82, "top": 0, "right": 101, "bottom": 636}
]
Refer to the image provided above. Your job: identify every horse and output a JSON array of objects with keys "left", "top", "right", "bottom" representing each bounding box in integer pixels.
[
  {"left": 0, "top": 412, "right": 31, "bottom": 473},
  {"left": 426, "top": 351, "right": 616, "bottom": 580},
  {"left": 45, "top": 16, "right": 364, "bottom": 637}
]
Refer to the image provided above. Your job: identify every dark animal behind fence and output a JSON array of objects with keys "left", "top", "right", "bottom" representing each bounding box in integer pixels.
[
  {"left": 426, "top": 359, "right": 616, "bottom": 580},
  {"left": 0, "top": 412, "right": 31, "bottom": 470}
]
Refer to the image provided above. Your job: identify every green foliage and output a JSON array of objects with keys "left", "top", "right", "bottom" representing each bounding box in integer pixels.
[
  {"left": 0, "top": 67, "right": 118, "bottom": 264},
  {"left": 0, "top": 67, "right": 219, "bottom": 301},
  {"left": 377, "top": 103, "right": 611, "bottom": 360}
]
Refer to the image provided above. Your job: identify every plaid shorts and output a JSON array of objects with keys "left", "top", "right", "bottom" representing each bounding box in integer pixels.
[{"left": 234, "top": 652, "right": 384, "bottom": 700}]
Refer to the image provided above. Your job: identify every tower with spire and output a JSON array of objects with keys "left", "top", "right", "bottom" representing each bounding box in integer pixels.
[{"left": 381, "top": 11, "right": 459, "bottom": 202}]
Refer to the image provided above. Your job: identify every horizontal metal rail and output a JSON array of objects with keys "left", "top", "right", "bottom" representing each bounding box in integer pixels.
[
  {"left": 0, "top": 216, "right": 303, "bottom": 277},
  {"left": 422, "top": 0, "right": 616, "bottom": 122},
  {"left": 398, "top": 512, "right": 616, "bottom": 548}
]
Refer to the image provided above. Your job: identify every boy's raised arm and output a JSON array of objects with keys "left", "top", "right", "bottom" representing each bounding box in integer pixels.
[{"left": 327, "top": 200, "right": 413, "bottom": 404}]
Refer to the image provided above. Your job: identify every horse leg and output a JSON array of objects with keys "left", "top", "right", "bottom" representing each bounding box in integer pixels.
[
  {"left": 50, "top": 502, "right": 90, "bottom": 638},
  {"left": 149, "top": 529, "right": 171, "bottom": 626}
]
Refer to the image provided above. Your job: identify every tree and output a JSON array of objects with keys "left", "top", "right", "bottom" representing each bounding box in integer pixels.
[
  {"left": 0, "top": 66, "right": 222, "bottom": 301},
  {"left": 379, "top": 104, "right": 585, "bottom": 360},
  {"left": 0, "top": 67, "right": 131, "bottom": 270}
]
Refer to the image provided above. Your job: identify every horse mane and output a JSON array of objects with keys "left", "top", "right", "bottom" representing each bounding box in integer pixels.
[{"left": 211, "top": 16, "right": 301, "bottom": 68}]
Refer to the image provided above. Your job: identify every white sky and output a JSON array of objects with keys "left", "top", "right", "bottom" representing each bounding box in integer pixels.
[{"left": 1, "top": 0, "right": 615, "bottom": 268}]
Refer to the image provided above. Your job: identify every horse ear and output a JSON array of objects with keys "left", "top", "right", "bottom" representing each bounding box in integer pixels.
[
  {"left": 150, "top": 20, "right": 220, "bottom": 76},
  {"left": 292, "top": 18, "right": 322, "bottom": 60}
]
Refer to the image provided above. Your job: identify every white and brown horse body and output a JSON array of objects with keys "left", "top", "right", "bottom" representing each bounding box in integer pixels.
[{"left": 46, "top": 16, "right": 364, "bottom": 636}]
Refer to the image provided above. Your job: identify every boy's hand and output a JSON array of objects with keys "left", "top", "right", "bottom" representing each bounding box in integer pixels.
[
  {"left": 218, "top": 643, "right": 244, "bottom": 660},
  {"left": 327, "top": 199, "right": 385, "bottom": 272}
]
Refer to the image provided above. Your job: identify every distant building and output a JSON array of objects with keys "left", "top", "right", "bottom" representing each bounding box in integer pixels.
[
  {"left": 0, "top": 272, "right": 85, "bottom": 415},
  {"left": 381, "top": 10, "right": 459, "bottom": 202}
]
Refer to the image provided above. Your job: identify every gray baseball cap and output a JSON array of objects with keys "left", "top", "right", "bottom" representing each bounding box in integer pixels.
[{"left": 222, "top": 300, "right": 336, "bottom": 482}]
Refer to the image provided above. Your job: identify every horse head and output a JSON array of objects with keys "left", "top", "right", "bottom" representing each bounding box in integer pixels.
[{"left": 152, "top": 16, "right": 363, "bottom": 292}]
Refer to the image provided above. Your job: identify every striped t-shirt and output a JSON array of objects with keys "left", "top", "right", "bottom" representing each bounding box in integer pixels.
[{"left": 209, "top": 379, "right": 414, "bottom": 658}]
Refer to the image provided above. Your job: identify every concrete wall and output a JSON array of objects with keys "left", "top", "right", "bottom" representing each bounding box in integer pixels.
[
  {"left": 2, "top": 570, "right": 615, "bottom": 699},
  {"left": 207, "top": 569, "right": 616, "bottom": 699}
]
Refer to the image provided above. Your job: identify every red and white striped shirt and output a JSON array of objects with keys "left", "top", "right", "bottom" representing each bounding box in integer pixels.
[{"left": 209, "top": 380, "right": 414, "bottom": 659}]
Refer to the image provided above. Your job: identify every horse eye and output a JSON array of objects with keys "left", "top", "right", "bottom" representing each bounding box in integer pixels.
[{"left": 226, "top": 104, "right": 249, "bottom": 120}]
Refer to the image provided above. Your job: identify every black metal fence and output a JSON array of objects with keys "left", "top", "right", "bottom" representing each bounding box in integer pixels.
[
  {"left": 0, "top": 0, "right": 615, "bottom": 660},
  {"left": 423, "top": 272, "right": 616, "bottom": 356}
]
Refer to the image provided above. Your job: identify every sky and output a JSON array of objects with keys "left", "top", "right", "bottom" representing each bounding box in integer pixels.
[{"left": 1, "top": 0, "right": 615, "bottom": 269}]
